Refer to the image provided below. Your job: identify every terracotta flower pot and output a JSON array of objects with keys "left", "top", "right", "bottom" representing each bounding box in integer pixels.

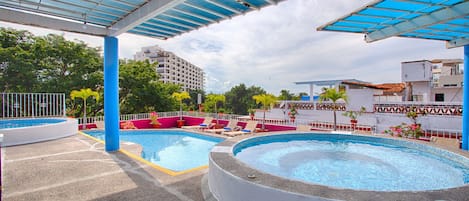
[
  {"left": 176, "top": 120, "right": 185, "bottom": 128},
  {"left": 350, "top": 119, "right": 358, "bottom": 130}
]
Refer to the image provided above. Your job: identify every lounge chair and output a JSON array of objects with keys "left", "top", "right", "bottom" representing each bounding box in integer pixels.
[
  {"left": 205, "top": 120, "right": 241, "bottom": 134},
  {"left": 181, "top": 117, "right": 214, "bottom": 129},
  {"left": 222, "top": 120, "right": 258, "bottom": 137}
]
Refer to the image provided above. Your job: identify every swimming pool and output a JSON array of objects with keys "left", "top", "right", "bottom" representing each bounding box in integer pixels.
[
  {"left": 0, "top": 118, "right": 66, "bottom": 129},
  {"left": 208, "top": 133, "right": 469, "bottom": 201},
  {"left": 0, "top": 118, "right": 77, "bottom": 146},
  {"left": 84, "top": 130, "right": 223, "bottom": 172},
  {"left": 234, "top": 134, "right": 469, "bottom": 191}
]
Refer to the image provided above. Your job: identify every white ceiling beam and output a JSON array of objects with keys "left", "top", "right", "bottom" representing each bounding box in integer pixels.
[
  {"left": 446, "top": 37, "right": 469, "bottom": 49},
  {"left": 173, "top": 7, "right": 216, "bottom": 22},
  {"left": 137, "top": 24, "right": 178, "bottom": 35},
  {"left": 143, "top": 20, "right": 186, "bottom": 32},
  {"left": 161, "top": 13, "right": 204, "bottom": 26},
  {"left": 183, "top": 2, "right": 227, "bottom": 19},
  {"left": 108, "top": 0, "right": 185, "bottom": 36},
  {"left": 153, "top": 18, "right": 196, "bottom": 30},
  {"left": 206, "top": 0, "right": 240, "bottom": 14},
  {"left": 0, "top": 7, "right": 108, "bottom": 36},
  {"left": 365, "top": 1, "right": 469, "bottom": 43}
]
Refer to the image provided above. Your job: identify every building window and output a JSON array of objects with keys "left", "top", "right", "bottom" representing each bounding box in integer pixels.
[{"left": 435, "top": 93, "right": 444, "bottom": 102}]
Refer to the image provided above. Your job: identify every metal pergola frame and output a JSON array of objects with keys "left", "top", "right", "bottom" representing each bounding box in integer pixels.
[
  {"left": 0, "top": 0, "right": 284, "bottom": 151},
  {"left": 318, "top": 0, "right": 469, "bottom": 150}
]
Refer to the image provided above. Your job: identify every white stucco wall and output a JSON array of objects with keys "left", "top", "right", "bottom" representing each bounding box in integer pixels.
[
  {"left": 401, "top": 61, "right": 432, "bottom": 82},
  {"left": 431, "top": 87, "right": 463, "bottom": 102},
  {"left": 411, "top": 81, "right": 432, "bottom": 102},
  {"left": 347, "top": 88, "right": 374, "bottom": 112}
]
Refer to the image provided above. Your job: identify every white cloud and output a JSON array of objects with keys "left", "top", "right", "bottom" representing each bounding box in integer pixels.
[{"left": 1, "top": 0, "right": 463, "bottom": 95}]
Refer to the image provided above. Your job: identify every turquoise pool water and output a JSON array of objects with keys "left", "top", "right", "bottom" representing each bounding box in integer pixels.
[
  {"left": 84, "top": 130, "right": 223, "bottom": 171},
  {"left": 234, "top": 134, "right": 469, "bottom": 191},
  {"left": 0, "top": 118, "right": 66, "bottom": 129}
]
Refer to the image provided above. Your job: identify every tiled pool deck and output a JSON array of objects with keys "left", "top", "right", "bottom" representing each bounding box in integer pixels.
[
  {"left": 2, "top": 133, "right": 211, "bottom": 201},
  {"left": 3, "top": 131, "right": 469, "bottom": 201}
]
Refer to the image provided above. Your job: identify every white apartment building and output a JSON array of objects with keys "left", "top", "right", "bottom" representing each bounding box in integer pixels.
[
  {"left": 401, "top": 59, "right": 463, "bottom": 102},
  {"left": 134, "top": 45, "right": 205, "bottom": 91}
]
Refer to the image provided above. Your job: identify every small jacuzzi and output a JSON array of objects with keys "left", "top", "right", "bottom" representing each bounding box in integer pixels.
[
  {"left": 208, "top": 133, "right": 469, "bottom": 201},
  {"left": 0, "top": 118, "right": 78, "bottom": 146}
]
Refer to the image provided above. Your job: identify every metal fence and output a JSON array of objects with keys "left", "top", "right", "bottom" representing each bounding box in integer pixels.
[{"left": 1, "top": 93, "right": 66, "bottom": 118}]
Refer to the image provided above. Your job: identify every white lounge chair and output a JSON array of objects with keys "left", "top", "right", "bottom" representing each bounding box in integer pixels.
[
  {"left": 223, "top": 120, "right": 258, "bottom": 137},
  {"left": 205, "top": 120, "right": 241, "bottom": 134},
  {"left": 181, "top": 117, "right": 213, "bottom": 129}
]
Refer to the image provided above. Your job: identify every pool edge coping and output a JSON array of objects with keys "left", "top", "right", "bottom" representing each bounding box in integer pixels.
[
  {"left": 208, "top": 131, "right": 469, "bottom": 201},
  {"left": 78, "top": 129, "right": 219, "bottom": 176}
]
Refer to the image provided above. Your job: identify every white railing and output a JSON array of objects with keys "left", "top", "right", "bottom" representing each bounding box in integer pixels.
[
  {"left": 77, "top": 112, "right": 463, "bottom": 139},
  {"left": 1, "top": 93, "right": 66, "bottom": 118}
]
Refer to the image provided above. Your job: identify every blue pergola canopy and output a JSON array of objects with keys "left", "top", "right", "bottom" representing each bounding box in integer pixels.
[
  {"left": 317, "top": 0, "right": 469, "bottom": 48},
  {"left": 0, "top": 0, "right": 282, "bottom": 39}
]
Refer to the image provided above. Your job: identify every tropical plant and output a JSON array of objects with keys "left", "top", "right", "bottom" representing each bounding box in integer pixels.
[
  {"left": 70, "top": 88, "right": 100, "bottom": 129},
  {"left": 253, "top": 93, "right": 277, "bottom": 130},
  {"left": 288, "top": 106, "right": 298, "bottom": 118},
  {"left": 171, "top": 91, "right": 191, "bottom": 120},
  {"left": 384, "top": 123, "right": 424, "bottom": 139},
  {"left": 206, "top": 94, "right": 226, "bottom": 124},
  {"left": 342, "top": 106, "right": 366, "bottom": 120},
  {"left": 319, "top": 88, "right": 348, "bottom": 131},
  {"left": 406, "top": 106, "right": 427, "bottom": 125},
  {"left": 149, "top": 111, "right": 160, "bottom": 125}
]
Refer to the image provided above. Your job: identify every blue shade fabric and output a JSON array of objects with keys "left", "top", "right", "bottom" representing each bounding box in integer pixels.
[{"left": 317, "top": 0, "right": 469, "bottom": 48}]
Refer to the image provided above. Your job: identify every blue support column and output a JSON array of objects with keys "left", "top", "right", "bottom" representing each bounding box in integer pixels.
[
  {"left": 463, "top": 45, "right": 469, "bottom": 150},
  {"left": 104, "top": 36, "right": 120, "bottom": 152}
]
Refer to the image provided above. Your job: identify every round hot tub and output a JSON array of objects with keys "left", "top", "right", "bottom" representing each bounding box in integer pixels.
[
  {"left": 0, "top": 118, "right": 78, "bottom": 146},
  {"left": 208, "top": 133, "right": 469, "bottom": 201}
]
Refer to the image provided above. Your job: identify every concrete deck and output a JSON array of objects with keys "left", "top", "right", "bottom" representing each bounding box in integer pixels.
[{"left": 2, "top": 134, "right": 209, "bottom": 201}]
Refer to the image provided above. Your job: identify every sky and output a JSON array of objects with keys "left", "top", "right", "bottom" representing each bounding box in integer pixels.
[{"left": 0, "top": 0, "right": 463, "bottom": 95}]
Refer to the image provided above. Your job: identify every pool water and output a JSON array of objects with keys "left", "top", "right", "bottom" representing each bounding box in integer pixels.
[
  {"left": 0, "top": 118, "right": 66, "bottom": 129},
  {"left": 234, "top": 134, "right": 469, "bottom": 191},
  {"left": 84, "top": 130, "right": 223, "bottom": 171}
]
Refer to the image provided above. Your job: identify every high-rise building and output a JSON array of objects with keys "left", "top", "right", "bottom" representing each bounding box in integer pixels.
[{"left": 134, "top": 45, "right": 205, "bottom": 91}]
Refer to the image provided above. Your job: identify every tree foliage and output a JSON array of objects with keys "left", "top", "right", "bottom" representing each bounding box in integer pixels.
[
  {"left": 119, "top": 59, "right": 180, "bottom": 114},
  {"left": 171, "top": 91, "right": 191, "bottom": 120},
  {"left": 225, "top": 84, "right": 265, "bottom": 115}
]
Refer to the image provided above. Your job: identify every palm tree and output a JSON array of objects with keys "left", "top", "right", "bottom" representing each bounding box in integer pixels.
[
  {"left": 253, "top": 93, "right": 277, "bottom": 130},
  {"left": 171, "top": 91, "right": 191, "bottom": 121},
  {"left": 70, "top": 88, "right": 100, "bottom": 129},
  {"left": 206, "top": 94, "right": 226, "bottom": 125},
  {"left": 319, "top": 88, "right": 348, "bottom": 131}
]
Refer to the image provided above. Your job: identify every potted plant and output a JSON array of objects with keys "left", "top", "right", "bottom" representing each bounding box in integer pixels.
[
  {"left": 172, "top": 91, "right": 191, "bottom": 128},
  {"left": 248, "top": 108, "right": 255, "bottom": 120},
  {"left": 342, "top": 106, "right": 366, "bottom": 130},
  {"left": 149, "top": 111, "right": 160, "bottom": 128},
  {"left": 288, "top": 106, "right": 298, "bottom": 123}
]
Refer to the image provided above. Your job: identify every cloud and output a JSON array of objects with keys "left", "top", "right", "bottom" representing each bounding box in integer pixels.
[{"left": 1, "top": 0, "right": 463, "bottom": 95}]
